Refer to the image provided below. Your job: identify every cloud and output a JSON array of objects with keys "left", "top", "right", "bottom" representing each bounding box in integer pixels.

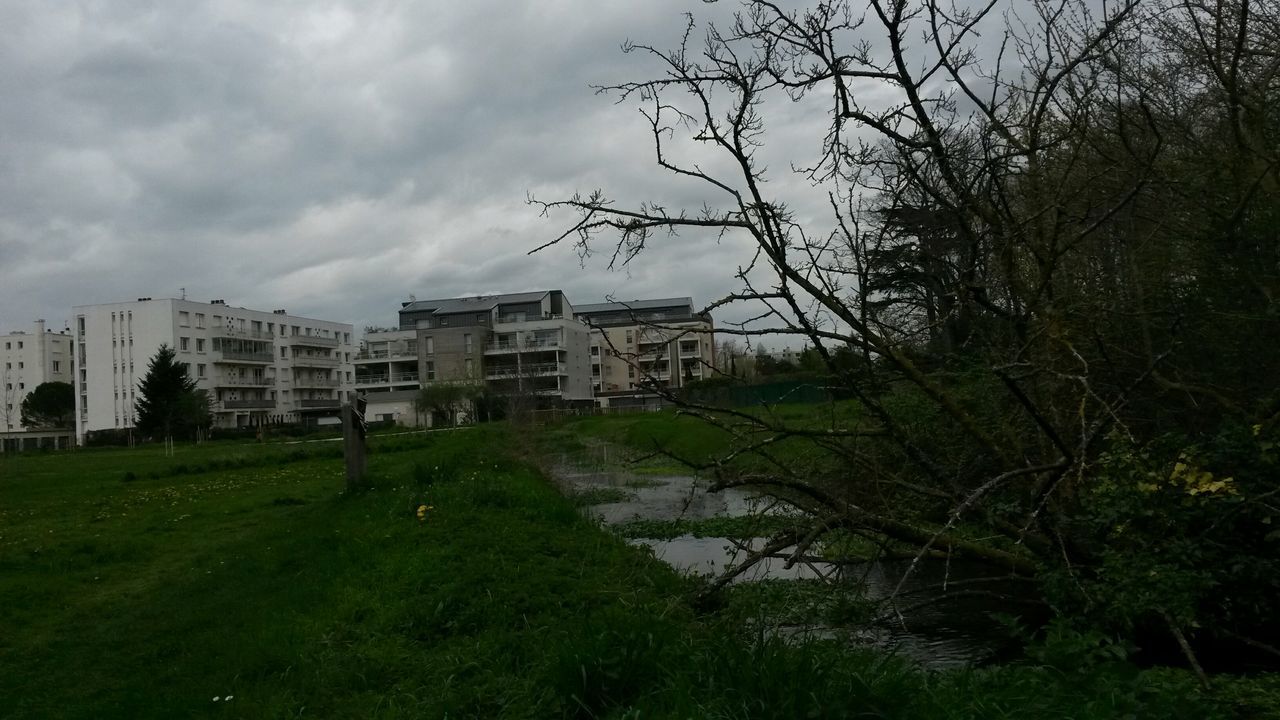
[{"left": 0, "top": 0, "right": 842, "bottom": 342}]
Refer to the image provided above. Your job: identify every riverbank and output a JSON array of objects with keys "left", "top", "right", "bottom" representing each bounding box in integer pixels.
[{"left": 0, "top": 426, "right": 1261, "bottom": 717}]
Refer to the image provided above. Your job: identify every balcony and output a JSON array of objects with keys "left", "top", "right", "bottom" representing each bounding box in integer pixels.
[
  {"left": 356, "top": 372, "right": 419, "bottom": 386},
  {"left": 290, "top": 335, "right": 339, "bottom": 348},
  {"left": 219, "top": 399, "right": 275, "bottom": 410},
  {"left": 292, "top": 377, "right": 341, "bottom": 388},
  {"left": 483, "top": 339, "right": 560, "bottom": 353},
  {"left": 486, "top": 362, "right": 563, "bottom": 379},
  {"left": 291, "top": 355, "right": 339, "bottom": 368},
  {"left": 494, "top": 313, "right": 565, "bottom": 326},
  {"left": 215, "top": 327, "right": 274, "bottom": 340},
  {"left": 216, "top": 350, "right": 274, "bottom": 364},
  {"left": 215, "top": 376, "right": 276, "bottom": 387},
  {"left": 354, "top": 349, "right": 417, "bottom": 361},
  {"left": 298, "top": 398, "right": 340, "bottom": 409}
]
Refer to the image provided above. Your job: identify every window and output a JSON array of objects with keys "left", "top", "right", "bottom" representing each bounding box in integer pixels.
[
  {"left": 16, "top": 341, "right": 22, "bottom": 349},
  {"left": 197, "top": 364, "right": 206, "bottom": 378},
  {"left": 464, "top": 333, "right": 473, "bottom": 353},
  {"left": 195, "top": 313, "right": 205, "bottom": 328},
  {"left": 179, "top": 337, "right": 190, "bottom": 351},
  {"left": 17, "top": 361, "right": 23, "bottom": 369},
  {"left": 196, "top": 338, "right": 205, "bottom": 352},
  {"left": 464, "top": 358, "right": 474, "bottom": 376},
  {"left": 625, "top": 330, "right": 633, "bottom": 344},
  {"left": 439, "top": 316, "right": 449, "bottom": 327},
  {"left": 179, "top": 311, "right": 190, "bottom": 326},
  {"left": 425, "top": 361, "right": 435, "bottom": 381},
  {"left": 281, "top": 347, "right": 288, "bottom": 358},
  {"left": 52, "top": 361, "right": 60, "bottom": 372},
  {"left": 590, "top": 346, "right": 599, "bottom": 356},
  {"left": 425, "top": 337, "right": 434, "bottom": 354},
  {"left": 628, "top": 365, "right": 635, "bottom": 378}
]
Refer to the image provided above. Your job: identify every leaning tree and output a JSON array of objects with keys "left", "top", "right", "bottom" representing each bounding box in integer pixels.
[{"left": 535, "top": 0, "right": 1280, "bottom": 670}]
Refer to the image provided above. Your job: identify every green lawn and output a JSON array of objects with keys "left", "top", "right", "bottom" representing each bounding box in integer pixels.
[{"left": 0, "top": 427, "right": 1250, "bottom": 719}]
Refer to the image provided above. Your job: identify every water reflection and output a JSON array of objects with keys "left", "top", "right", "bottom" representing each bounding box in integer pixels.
[{"left": 555, "top": 458, "right": 1022, "bottom": 668}]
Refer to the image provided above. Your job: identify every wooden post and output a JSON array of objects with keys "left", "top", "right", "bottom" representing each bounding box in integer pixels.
[{"left": 343, "top": 395, "right": 368, "bottom": 491}]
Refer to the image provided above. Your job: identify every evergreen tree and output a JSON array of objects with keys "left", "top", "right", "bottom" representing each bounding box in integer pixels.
[{"left": 134, "top": 345, "right": 209, "bottom": 440}]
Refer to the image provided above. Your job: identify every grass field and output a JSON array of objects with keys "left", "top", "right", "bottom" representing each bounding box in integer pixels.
[{"left": 0, "top": 425, "right": 1255, "bottom": 718}]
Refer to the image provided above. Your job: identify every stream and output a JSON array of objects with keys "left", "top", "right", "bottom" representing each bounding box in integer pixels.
[{"left": 554, "top": 460, "right": 1026, "bottom": 668}]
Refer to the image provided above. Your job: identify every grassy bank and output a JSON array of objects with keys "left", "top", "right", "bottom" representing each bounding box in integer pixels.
[{"left": 0, "top": 427, "right": 1250, "bottom": 718}]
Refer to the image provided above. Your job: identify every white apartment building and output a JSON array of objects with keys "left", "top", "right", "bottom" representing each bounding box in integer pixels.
[
  {"left": 575, "top": 298, "right": 716, "bottom": 408},
  {"left": 2, "top": 320, "right": 73, "bottom": 433},
  {"left": 73, "top": 297, "right": 355, "bottom": 442}
]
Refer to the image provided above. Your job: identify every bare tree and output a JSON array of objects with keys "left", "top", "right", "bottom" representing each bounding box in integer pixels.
[{"left": 534, "top": 0, "right": 1280, "bottom": 659}]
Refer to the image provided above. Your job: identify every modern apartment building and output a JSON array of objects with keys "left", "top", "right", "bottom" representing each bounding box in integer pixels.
[
  {"left": 352, "top": 329, "right": 422, "bottom": 425},
  {"left": 2, "top": 320, "right": 73, "bottom": 433},
  {"left": 574, "top": 298, "right": 715, "bottom": 408},
  {"left": 72, "top": 298, "right": 355, "bottom": 442},
  {"left": 355, "top": 291, "right": 593, "bottom": 423}
]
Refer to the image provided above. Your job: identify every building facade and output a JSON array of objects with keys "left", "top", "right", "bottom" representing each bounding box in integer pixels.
[
  {"left": 73, "top": 298, "right": 355, "bottom": 442},
  {"left": 574, "top": 298, "right": 715, "bottom": 408},
  {"left": 355, "top": 291, "right": 594, "bottom": 424},
  {"left": 2, "top": 320, "right": 73, "bottom": 434},
  {"left": 352, "top": 329, "right": 422, "bottom": 425}
]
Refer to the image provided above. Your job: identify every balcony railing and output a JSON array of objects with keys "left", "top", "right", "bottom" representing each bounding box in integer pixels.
[
  {"left": 291, "top": 377, "right": 341, "bottom": 388},
  {"left": 494, "top": 313, "right": 565, "bottom": 325},
  {"left": 298, "top": 398, "right": 340, "bottom": 409},
  {"left": 354, "top": 349, "right": 417, "bottom": 361},
  {"left": 484, "top": 339, "right": 561, "bottom": 353},
  {"left": 356, "top": 372, "right": 419, "bottom": 385},
  {"left": 219, "top": 399, "right": 275, "bottom": 410},
  {"left": 290, "top": 335, "right": 339, "bottom": 348},
  {"left": 486, "top": 362, "right": 563, "bottom": 378},
  {"left": 216, "top": 376, "right": 276, "bottom": 387},
  {"left": 216, "top": 350, "right": 274, "bottom": 363},
  {"left": 291, "top": 355, "right": 339, "bottom": 367}
]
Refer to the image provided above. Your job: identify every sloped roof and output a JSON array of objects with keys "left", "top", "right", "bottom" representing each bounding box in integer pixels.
[
  {"left": 574, "top": 297, "right": 695, "bottom": 316},
  {"left": 400, "top": 291, "right": 551, "bottom": 315}
]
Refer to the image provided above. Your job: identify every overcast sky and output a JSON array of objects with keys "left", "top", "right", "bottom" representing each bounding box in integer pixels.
[{"left": 1, "top": 1, "right": 871, "bottom": 350}]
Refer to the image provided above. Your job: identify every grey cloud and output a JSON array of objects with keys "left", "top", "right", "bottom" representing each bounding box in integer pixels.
[{"left": 0, "top": 0, "right": 805, "bottom": 339}]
